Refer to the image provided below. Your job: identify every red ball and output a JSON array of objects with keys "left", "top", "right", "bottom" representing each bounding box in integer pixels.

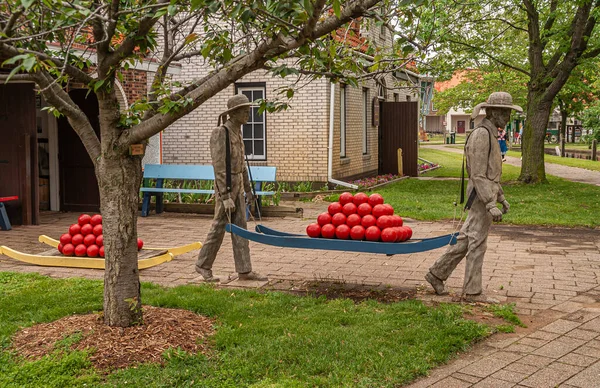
[
  {"left": 365, "top": 226, "right": 381, "bottom": 242},
  {"left": 328, "top": 202, "right": 343, "bottom": 215},
  {"left": 339, "top": 192, "right": 354, "bottom": 205},
  {"left": 96, "top": 234, "right": 104, "bottom": 247},
  {"left": 376, "top": 215, "right": 393, "bottom": 230},
  {"left": 346, "top": 214, "right": 362, "bottom": 228},
  {"left": 342, "top": 202, "right": 357, "bottom": 216},
  {"left": 74, "top": 244, "right": 87, "bottom": 257},
  {"left": 57, "top": 243, "right": 64, "bottom": 253},
  {"left": 383, "top": 204, "right": 394, "bottom": 216},
  {"left": 381, "top": 227, "right": 398, "bottom": 243},
  {"left": 350, "top": 225, "right": 365, "bottom": 240},
  {"left": 392, "top": 227, "right": 403, "bottom": 242},
  {"left": 99, "top": 246, "right": 105, "bottom": 258},
  {"left": 83, "top": 234, "right": 97, "bottom": 247},
  {"left": 335, "top": 224, "right": 351, "bottom": 240},
  {"left": 368, "top": 193, "right": 384, "bottom": 207},
  {"left": 78, "top": 214, "right": 91, "bottom": 226},
  {"left": 372, "top": 204, "right": 387, "bottom": 218},
  {"left": 352, "top": 192, "right": 369, "bottom": 205},
  {"left": 306, "top": 223, "right": 322, "bottom": 238},
  {"left": 317, "top": 212, "right": 332, "bottom": 226},
  {"left": 404, "top": 226, "right": 413, "bottom": 240},
  {"left": 80, "top": 223, "right": 93, "bottom": 236},
  {"left": 331, "top": 213, "right": 347, "bottom": 226},
  {"left": 71, "top": 234, "right": 84, "bottom": 246},
  {"left": 62, "top": 243, "right": 75, "bottom": 256},
  {"left": 92, "top": 224, "right": 103, "bottom": 236},
  {"left": 68, "top": 224, "right": 81, "bottom": 236},
  {"left": 361, "top": 214, "right": 377, "bottom": 228},
  {"left": 90, "top": 214, "right": 103, "bottom": 226},
  {"left": 357, "top": 203, "right": 372, "bottom": 217},
  {"left": 396, "top": 227, "right": 408, "bottom": 242},
  {"left": 391, "top": 215, "right": 403, "bottom": 227},
  {"left": 87, "top": 244, "right": 99, "bottom": 257},
  {"left": 321, "top": 224, "right": 336, "bottom": 239},
  {"left": 137, "top": 238, "right": 144, "bottom": 251},
  {"left": 60, "top": 233, "right": 72, "bottom": 245}
]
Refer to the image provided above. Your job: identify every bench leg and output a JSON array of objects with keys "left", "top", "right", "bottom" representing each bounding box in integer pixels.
[
  {"left": 255, "top": 196, "right": 263, "bottom": 219},
  {"left": 0, "top": 203, "right": 12, "bottom": 231},
  {"left": 156, "top": 193, "right": 164, "bottom": 214},
  {"left": 141, "top": 193, "right": 151, "bottom": 217}
]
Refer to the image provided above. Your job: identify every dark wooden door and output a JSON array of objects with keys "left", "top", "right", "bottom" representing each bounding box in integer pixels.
[
  {"left": 378, "top": 101, "right": 419, "bottom": 177},
  {"left": 0, "top": 83, "right": 38, "bottom": 225},
  {"left": 457, "top": 120, "right": 466, "bottom": 134},
  {"left": 58, "top": 89, "right": 100, "bottom": 212}
]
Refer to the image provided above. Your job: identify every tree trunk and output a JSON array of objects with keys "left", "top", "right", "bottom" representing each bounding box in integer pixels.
[
  {"left": 97, "top": 152, "right": 144, "bottom": 327},
  {"left": 560, "top": 107, "right": 568, "bottom": 156},
  {"left": 519, "top": 90, "right": 552, "bottom": 183}
]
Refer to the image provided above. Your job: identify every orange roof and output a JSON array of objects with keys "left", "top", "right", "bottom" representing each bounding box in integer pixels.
[{"left": 434, "top": 70, "right": 478, "bottom": 92}]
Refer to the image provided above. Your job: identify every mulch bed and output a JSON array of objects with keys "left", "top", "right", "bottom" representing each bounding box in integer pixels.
[{"left": 11, "top": 305, "right": 215, "bottom": 371}]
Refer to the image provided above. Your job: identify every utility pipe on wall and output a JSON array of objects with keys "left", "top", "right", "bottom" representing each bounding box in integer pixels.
[{"left": 328, "top": 82, "right": 358, "bottom": 189}]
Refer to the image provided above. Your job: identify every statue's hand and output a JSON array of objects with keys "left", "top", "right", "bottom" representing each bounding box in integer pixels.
[
  {"left": 223, "top": 198, "right": 236, "bottom": 213},
  {"left": 501, "top": 200, "right": 510, "bottom": 214},
  {"left": 245, "top": 191, "right": 254, "bottom": 206},
  {"left": 489, "top": 207, "right": 503, "bottom": 222}
]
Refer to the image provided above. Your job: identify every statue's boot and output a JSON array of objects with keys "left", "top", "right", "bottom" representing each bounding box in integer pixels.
[
  {"left": 425, "top": 272, "right": 448, "bottom": 295},
  {"left": 238, "top": 271, "right": 268, "bottom": 281},
  {"left": 196, "top": 266, "right": 220, "bottom": 282},
  {"left": 463, "top": 293, "right": 499, "bottom": 304}
]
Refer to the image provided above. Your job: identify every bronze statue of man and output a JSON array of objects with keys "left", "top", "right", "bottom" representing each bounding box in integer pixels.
[
  {"left": 425, "top": 92, "right": 522, "bottom": 302},
  {"left": 195, "top": 94, "right": 267, "bottom": 282}
]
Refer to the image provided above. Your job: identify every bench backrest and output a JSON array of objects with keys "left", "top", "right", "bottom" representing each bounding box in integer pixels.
[{"left": 143, "top": 164, "right": 276, "bottom": 182}]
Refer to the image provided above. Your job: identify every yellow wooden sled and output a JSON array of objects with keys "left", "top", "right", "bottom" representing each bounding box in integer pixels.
[{"left": 0, "top": 235, "right": 202, "bottom": 270}]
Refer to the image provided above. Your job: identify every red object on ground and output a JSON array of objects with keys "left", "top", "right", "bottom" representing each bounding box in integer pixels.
[
  {"left": 57, "top": 243, "right": 64, "bottom": 253},
  {"left": 339, "top": 192, "right": 354, "bottom": 205},
  {"left": 361, "top": 214, "right": 377, "bottom": 228},
  {"left": 383, "top": 204, "right": 394, "bottom": 216},
  {"left": 137, "top": 238, "right": 144, "bottom": 251},
  {"left": 331, "top": 213, "right": 347, "bottom": 226},
  {"left": 352, "top": 192, "right": 369, "bottom": 206},
  {"left": 83, "top": 234, "right": 97, "bottom": 247},
  {"left": 376, "top": 215, "right": 393, "bottom": 230},
  {"left": 365, "top": 226, "right": 381, "bottom": 241},
  {"left": 393, "top": 227, "right": 403, "bottom": 242},
  {"left": 368, "top": 193, "right": 384, "bottom": 207},
  {"left": 87, "top": 244, "right": 99, "bottom": 257},
  {"left": 328, "top": 202, "right": 343, "bottom": 215},
  {"left": 71, "top": 234, "right": 84, "bottom": 246},
  {"left": 306, "top": 223, "right": 322, "bottom": 238},
  {"left": 372, "top": 204, "right": 387, "bottom": 218},
  {"left": 74, "top": 244, "right": 87, "bottom": 257},
  {"left": 78, "top": 214, "right": 92, "bottom": 226},
  {"left": 62, "top": 244, "right": 75, "bottom": 256},
  {"left": 68, "top": 224, "right": 81, "bottom": 236},
  {"left": 397, "top": 227, "right": 408, "bottom": 242},
  {"left": 96, "top": 235, "right": 104, "bottom": 247},
  {"left": 60, "top": 233, "right": 72, "bottom": 245},
  {"left": 0, "top": 196, "right": 19, "bottom": 202},
  {"left": 391, "top": 215, "right": 403, "bottom": 227},
  {"left": 90, "top": 214, "right": 103, "bottom": 226},
  {"left": 350, "top": 225, "right": 365, "bottom": 240},
  {"left": 99, "top": 246, "right": 105, "bottom": 257},
  {"left": 346, "top": 214, "right": 362, "bottom": 228},
  {"left": 321, "top": 224, "right": 336, "bottom": 239},
  {"left": 357, "top": 203, "right": 372, "bottom": 217},
  {"left": 381, "top": 227, "right": 398, "bottom": 243},
  {"left": 317, "top": 212, "right": 332, "bottom": 226},
  {"left": 404, "top": 226, "right": 413, "bottom": 240},
  {"left": 80, "top": 224, "right": 93, "bottom": 236},
  {"left": 92, "top": 224, "right": 103, "bottom": 236},
  {"left": 335, "top": 224, "right": 351, "bottom": 240},
  {"left": 342, "top": 202, "right": 357, "bottom": 216}
]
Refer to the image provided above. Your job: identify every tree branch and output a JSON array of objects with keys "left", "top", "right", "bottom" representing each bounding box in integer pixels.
[
  {"left": 523, "top": 0, "right": 544, "bottom": 74},
  {"left": 445, "top": 38, "right": 530, "bottom": 76}
]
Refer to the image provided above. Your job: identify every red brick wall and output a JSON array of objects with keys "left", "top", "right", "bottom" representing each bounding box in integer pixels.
[{"left": 120, "top": 69, "right": 147, "bottom": 103}]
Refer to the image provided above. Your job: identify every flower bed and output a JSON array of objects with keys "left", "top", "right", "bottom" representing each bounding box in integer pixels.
[
  {"left": 350, "top": 174, "right": 403, "bottom": 189},
  {"left": 418, "top": 162, "right": 439, "bottom": 174}
]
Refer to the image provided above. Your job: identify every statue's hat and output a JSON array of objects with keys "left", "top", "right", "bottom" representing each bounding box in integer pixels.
[
  {"left": 218, "top": 94, "right": 253, "bottom": 125},
  {"left": 471, "top": 92, "right": 523, "bottom": 119}
]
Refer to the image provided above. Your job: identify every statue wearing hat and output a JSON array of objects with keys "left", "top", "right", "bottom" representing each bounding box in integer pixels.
[
  {"left": 195, "top": 94, "right": 267, "bottom": 282},
  {"left": 425, "top": 92, "right": 522, "bottom": 302}
]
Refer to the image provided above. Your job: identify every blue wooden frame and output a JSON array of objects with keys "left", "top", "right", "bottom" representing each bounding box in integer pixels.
[{"left": 226, "top": 223, "right": 458, "bottom": 255}]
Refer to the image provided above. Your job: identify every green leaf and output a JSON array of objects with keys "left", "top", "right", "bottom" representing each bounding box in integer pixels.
[
  {"left": 20, "top": 0, "right": 35, "bottom": 9},
  {"left": 333, "top": 0, "right": 341, "bottom": 18},
  {"left": 286, "top": 88, "right": 294, "bottom": 99}
]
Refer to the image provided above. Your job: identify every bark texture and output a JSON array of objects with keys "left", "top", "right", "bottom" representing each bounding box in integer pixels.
[{"left": 519, "top": 90, "right": 551, "bottom": 183}]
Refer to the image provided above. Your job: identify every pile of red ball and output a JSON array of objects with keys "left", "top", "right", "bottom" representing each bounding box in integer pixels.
[
  {"left": 306, "top": 192, "right": 412, "bottom": 242},
  {"left": 57, "top": 214, "right": 144, "bottom": 257}
]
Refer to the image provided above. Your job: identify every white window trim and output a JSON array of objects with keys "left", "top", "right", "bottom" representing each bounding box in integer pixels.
[
  {"left": 340, "top": 84, "right": 346, "bottom": 158},
  {"left": 237, "top": 85, "right": 266, "bottom": 161},
  {"left": 362, "top": 88, "right": 368, "bottom": 155}
]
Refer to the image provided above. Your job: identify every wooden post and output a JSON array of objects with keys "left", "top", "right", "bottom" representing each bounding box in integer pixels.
[
  {"left": 592, "top": 139, "right": 597, "bottom": 162},
  {"left": 21, "top": 134, "right": 32, "bottom": 225}
]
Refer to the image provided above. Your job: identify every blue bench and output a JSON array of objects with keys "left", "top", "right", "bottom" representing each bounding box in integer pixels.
[{"left": 140, "top": 164, "right": 277, "bottom": 217}]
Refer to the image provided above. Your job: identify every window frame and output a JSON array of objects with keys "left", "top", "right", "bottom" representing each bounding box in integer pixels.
[
  {"left": 340, "top": 84, "right": 347, "bottom": 158},
  {"left": 235, "top": 83, "right": 267, "bottom": 161},
  {"left": 362, "top": 87, "right": 369, "bottom": 155}
]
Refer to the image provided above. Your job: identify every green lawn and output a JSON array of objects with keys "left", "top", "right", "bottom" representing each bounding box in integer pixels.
[
  {"left": 506, "top": 150, "right": 600, "bottom": 172},
  {"left": 0, "top": 272, "right": 501, "bottom": 388},
  {"left": 377, "top": 149, "right": 600, "bottom": 228}
]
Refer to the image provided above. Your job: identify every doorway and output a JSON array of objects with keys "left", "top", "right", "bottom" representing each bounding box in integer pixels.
[
  {"left": 457, "top": 120, "right": 466, "bottom": 134},
  {"left": 378, "top": 101, "right": 419, "bottom": 177}
]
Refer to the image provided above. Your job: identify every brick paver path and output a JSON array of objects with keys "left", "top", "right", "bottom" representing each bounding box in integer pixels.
[{"left": 1, "top": 202, "right": 599, "bottom": 387}]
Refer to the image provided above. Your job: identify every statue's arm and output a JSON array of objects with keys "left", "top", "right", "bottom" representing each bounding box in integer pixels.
[
  {"left": 210, "top": 127, "right": 231, "bottom": 201},
  {"left": 466, "top": 129, "right": 496, "bottom": 209}
]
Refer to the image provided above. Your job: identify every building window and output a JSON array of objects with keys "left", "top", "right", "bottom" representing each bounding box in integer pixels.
[
  {"left": 340, "top": 84, "right": 346, "bottom": 158},
  {"left": 362, "top": 88, "right": 369, "bottom": 154},
  {"left": 406, "top": 95, "right": 411, "bottom": 102},
  {"left": 377, "top": 82, "right": 386, "bottom": 101},
  {"left": 237, "top": 85, "right": 266, "bottom": 160},
  {"left": 393, "top": 93, "right": 399, "bottom": 102}
]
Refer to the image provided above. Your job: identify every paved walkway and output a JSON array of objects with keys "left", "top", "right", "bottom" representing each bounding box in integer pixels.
[
  {"left": 1, "top": 203, "right": 600, "bottom": 387},
  {"left": 423, "top": 144, "right": 600, "bottom": 186}
]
